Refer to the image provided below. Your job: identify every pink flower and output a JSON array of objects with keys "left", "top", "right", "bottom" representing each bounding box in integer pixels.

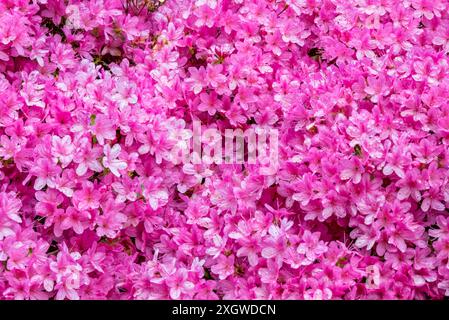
[
  {"left": 411, "top": 0, "right": 445, "bottom": 19},
  {"left": 396, "top": 168, "right": 423, "bottom": 201},
  {"left": 2, "top": 0, "right": 449, "bottom": 301},
  {"left": 142, "top": 177, "right": 168, "bottom": 210},
  {"left": 340, "top": 157, "right": 365, "bottom": 184},
  {"left": 51, "top": 135, "right": 74, "bottom": 167},
  {"left": 165, "top": 268, "right": 195, "bottom": 299},
  {"left": 421, "top": 188, "right": 445, "bottom": 212},
  {"left": 50, "top": 245, "right": 88, "bottom": 300},
  {"left": 261, "top": 219, "right": 293, "bottom": 267},
  {"left": 364, "top": 75, "right": 391, "bottom": 103},
  {"left": 96, "top": 199, "right": 126, "bottom": 238},
  {"left": 197, "top": 91, "right": 222, "bottom": 115},
  {"left": 102, "top": 144, "right": 127, "bottom": 178},
  {"left": 73, "top": 137, "right": 103, "bottom": 176},
  {"left": 185, "top": 66, "right": 207, "bottom": 94},
  {"left": 297, "top": 231, "right": 328, "bottom": 266},
  {"left": 382, "top": 145, "right": 410, "bottom": 179},
  {"left": 73, "top": 181, "right": 102, "bottom": 210},
  {"left": 28, "top": 158, "right": 61, "bottom": 190},
  {"left": 91, "top": 115, "right": 116, "bottom": 145},
  {"left": 322, "top": 190, "right": 346, "bottom": 220},
  {"left": 60, "top": 207, "right": 91, "bottom": 235},
  {"left": 0, "top": 191, "right": 22, "bottom": 225},
  {"left": 211, "top": 255, "right": 235, "bottom": 281},
  {"left": 205, "top": 64, "right": 226, "bottom": 89},
  {"left": 112, "top": 176, "right": 138, "bottom": 203},
  {"left": 230, "top": 220, "right": 261, "bottom": 267}
]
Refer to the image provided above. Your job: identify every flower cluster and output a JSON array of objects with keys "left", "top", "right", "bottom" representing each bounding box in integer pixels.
[{"left": 1, "top": 0, "right": 449, "bottom": 300}]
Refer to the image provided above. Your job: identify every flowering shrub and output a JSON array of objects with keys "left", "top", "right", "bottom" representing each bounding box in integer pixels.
[{"left": 1, "top": 0, "right": 449, "bottom": 300}]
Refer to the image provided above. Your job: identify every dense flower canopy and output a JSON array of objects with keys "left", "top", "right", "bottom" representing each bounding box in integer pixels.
[{"left": 1, "top": 0, "right": 449, "bottom": 300}]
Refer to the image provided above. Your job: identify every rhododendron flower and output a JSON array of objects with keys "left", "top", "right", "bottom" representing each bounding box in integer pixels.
[
  {"left": 91, "top": 115, "right": 116, "bottom": 146},
  {"left": 29, "top": 158, "right": 61, "bottom": 190},
  {"left": 211, "top": 254, "right": 235, "bottom": 281},
  {"left": 73, "top": 138, "right": 103, "bottom": 176},
  {"left": 95, "top": 199, "right": 126, "bottom": 238},
  {"left": 340, "top": 157, "right": 365, "bottom": 184},
  {"left": 51, "top": 135, "right": 74, "bottom": 167},
  {"left": 1, "top": 0, "right": 449, "bottom": 301},
  {"left": 142, "top": 178, "right": 169, "bottom": 210},
  {"left": 102, "top": 144, "right": 127, "bottom": 178},
  {"left": 0, "top": 192, "right": 22, "bottom": 225}
]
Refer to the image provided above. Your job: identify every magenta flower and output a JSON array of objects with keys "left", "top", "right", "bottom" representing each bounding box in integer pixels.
[
  {"left": 91, "top": 115, "right": 116, "bottom": 146},
  {"left": 211, "top": 254, "right": 235, "bottom": 281},
  {"left": 51, "top": 135, "right": 74, "bottom": 167},
  {"left": 185, "top": 66, "right": 207, "bottom": 94},
  {"left": 1, "top": 0, "right": 449, "bottom": 301},
  {"left": 340, "top": 157, "right": 365, "bottom": 184},
  {"left": 102, "top": 144, "right": 127, "bottom": 178},
  {"left": 73, "top": 138, "right": 103, "bottom": 176},
  {"left": 28, "top": 158, "right": 61, "bottom": 190},
  {"left": 197, "top": 91, "right": 222, "bottom": 116}
]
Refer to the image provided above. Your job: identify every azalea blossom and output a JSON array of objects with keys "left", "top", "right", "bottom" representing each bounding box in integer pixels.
[
  {"left": 102, "top": 144, "right": 127, "bottom": 178},
  {"left": 1, "top": 0, "right": 449, "bottom": 301}
]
